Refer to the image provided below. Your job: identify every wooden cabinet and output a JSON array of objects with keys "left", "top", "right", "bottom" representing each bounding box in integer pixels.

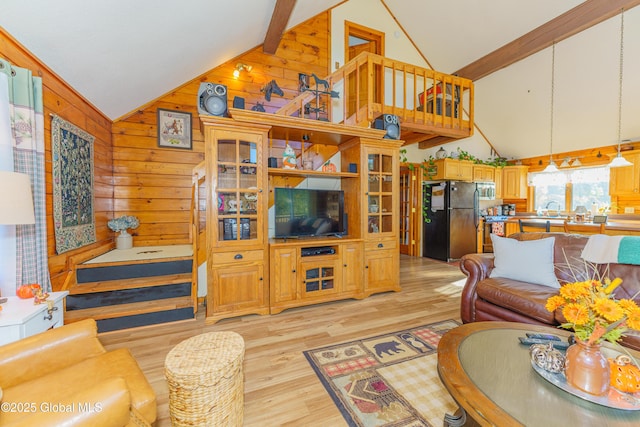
[
  {"left": 495, "top": 166, "right": 504, "bottom": 198},
  {"left": 269, "top": 240, "right": 364, "bottom": 314},
  {"left": 430, "top": 158, "right": 473, "bottom": 181},
  {"left": 501, "top": 165, "right": 529, "bottom": 199},
  {"left": 201, "top": 117, "right": 400, "bottom": 322},
  {"left": 364, "top": 239, "right": 399, "bottom": 295},
  {"left": 473, "top": 164, "right": 495, "bottom": 182},
  {"left": 203, "top": 118, "right": 271, "bottom": 323},
  {"left": 609, "top": 151, "right": 640, "bottom": 195}
]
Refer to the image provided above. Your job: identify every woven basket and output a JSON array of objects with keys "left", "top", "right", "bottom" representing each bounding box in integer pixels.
[{"left": 165, "top": 331, "right": 245, "bottom": 426}]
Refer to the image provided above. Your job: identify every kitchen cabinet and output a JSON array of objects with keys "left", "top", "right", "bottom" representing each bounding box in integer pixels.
[
  {"left": 430, "top": 158, "right": 473, "bottom": 181},
  {"left": 609, "top": 150, "right": 640, "bottom": 195},
  {"left": 501, "top": 165, "right": 529, "bottom": 199},
  {"left": 473, "top": 164, "right": 495, "bottom": 182}
]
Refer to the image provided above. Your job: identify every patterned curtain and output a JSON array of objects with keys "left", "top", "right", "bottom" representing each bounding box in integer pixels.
[{"left": 0, "top": 59, "right": 51, "bottom": 293}]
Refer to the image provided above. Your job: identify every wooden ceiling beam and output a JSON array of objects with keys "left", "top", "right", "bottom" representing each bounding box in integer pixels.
[
  {"left": 454, "top": 0, "right": 640, "bottom": 81},
  {"left": 263, "top": 0, "right": 297, "bottom": 54}
]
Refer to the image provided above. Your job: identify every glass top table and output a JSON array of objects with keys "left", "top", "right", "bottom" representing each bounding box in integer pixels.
[{"left": 437, "top": 322, "right": 640, "bottom": 427}]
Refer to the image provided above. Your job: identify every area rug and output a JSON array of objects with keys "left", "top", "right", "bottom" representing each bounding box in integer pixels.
[{"left": 304, "top": 320, "right": 460, "bottom": 426}]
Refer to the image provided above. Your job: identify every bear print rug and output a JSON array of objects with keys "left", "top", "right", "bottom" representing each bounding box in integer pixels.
[{"left": 303, "top": 320, "right": 460, "bottom": 426}]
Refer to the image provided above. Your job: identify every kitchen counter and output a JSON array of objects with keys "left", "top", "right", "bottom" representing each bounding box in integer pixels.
[{"left": 503, "top": 215, "right": 640, "bottom": 234}]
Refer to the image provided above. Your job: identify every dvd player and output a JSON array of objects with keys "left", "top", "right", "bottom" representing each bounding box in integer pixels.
[{"left": 301, "top": 246, "right": 336, "bottom": 257}]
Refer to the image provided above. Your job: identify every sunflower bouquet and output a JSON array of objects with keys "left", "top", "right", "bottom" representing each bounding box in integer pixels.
[{"left": 545, "top": 278, "right": 640, "bottom": 345}]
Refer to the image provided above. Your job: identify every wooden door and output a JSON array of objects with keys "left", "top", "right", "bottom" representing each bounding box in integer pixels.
[
  {"left": 345, "top": 22, "right": 384, "bottom": 121},
  {"left": 399, "top": 166, "right": 420, "bottom": 256}
]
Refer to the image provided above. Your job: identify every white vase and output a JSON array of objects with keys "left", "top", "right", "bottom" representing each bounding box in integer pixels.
[{"left": 116, "top": 230, "right": 133, "bottom": 250}]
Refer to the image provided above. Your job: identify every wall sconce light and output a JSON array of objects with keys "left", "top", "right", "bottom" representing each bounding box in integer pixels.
[
  {"left": 0, "top": 171, "right": 35, "bottom": 225},
  {"left": 559, "top": 157, "right": 582, "bottom": 167},
  {"left": 233, "top": 63, "right": 252, "bottom": 78}
]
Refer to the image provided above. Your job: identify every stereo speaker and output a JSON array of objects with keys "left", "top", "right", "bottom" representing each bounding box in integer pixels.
[
  {"left": 233, "top": 96, "right": 245, "bottom": 109},
  {"left": 372, "top": 114, "right": 400, "bottom": 139},
  {"left": 197, "top": 83, "right": 228, "bottom": 116}
]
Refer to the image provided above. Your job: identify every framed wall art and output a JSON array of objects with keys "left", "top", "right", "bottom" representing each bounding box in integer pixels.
[{"left": 157, "top": 108, "right": 192, "bottom": 149}]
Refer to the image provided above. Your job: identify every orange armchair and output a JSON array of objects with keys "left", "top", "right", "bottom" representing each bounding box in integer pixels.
[{"left": 0, "top": 319, "right": 156, "bottom": 426}]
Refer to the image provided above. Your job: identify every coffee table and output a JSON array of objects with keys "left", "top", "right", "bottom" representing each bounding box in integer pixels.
[{"left": 437, "top": 322, "right": 640, "bottom": 427}]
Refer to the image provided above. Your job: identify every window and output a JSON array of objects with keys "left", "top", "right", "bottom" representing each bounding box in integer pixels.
[{"left": 531, "top": 167, "right": 610, "bottom": 213}]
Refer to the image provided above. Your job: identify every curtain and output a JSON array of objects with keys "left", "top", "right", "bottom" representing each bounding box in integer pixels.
[{"left": 0, "top": 59, "right": 50, "bottom": 294}]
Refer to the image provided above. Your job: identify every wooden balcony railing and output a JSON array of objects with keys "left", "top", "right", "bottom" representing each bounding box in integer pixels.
[{"left": 276, "top": 52, "right": 474, "bottom": 147}]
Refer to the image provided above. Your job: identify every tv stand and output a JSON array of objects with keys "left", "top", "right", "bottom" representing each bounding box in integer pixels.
[
  {"left": 200, "top": 115, "right": 401, "bottom": 324},
  {"left": 270, "top": 237, "right": 364, "bottom": 314}
]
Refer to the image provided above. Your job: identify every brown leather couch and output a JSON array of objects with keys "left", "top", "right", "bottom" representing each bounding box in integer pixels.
[
  {"left": 460, "top": 232, "right": 640, "bottom": 351},
  {"left": 0, "top": 318, "right": 156, "bottom": 426}
]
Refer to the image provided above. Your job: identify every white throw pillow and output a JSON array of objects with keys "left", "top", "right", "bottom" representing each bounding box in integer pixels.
[{"left": 489, "top": 234, "right": 560, "bottom": 288}]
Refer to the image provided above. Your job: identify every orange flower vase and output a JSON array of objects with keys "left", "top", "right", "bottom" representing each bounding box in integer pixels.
[{"left": 564, "top": 339, "right": 610, "bottom": 396}]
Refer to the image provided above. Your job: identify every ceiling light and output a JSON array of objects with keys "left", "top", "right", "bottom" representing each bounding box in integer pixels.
[
  {"left": 571, "top": 158, "right": 582, "bottom": 167},
  {"left": 560, "top": 157, "right": 570, "bottom": 168},
  {"left": 609, "top": 9, "right": 633, "bottom": 168},
  {"left": 233, "top": 63, "right": 253, "bottom": 79},
  {"left": 543, "top": 43, "right": 558, "bottom": 173}
]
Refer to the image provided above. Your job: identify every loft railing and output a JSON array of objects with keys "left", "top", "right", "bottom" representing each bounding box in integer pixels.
[{"left": 276, "top": 52, "right": 474, "bottom": 143}]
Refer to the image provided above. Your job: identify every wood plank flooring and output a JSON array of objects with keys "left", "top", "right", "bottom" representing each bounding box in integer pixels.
[{"left": 99, "top": 255, "right": 466, "bottom": 426}]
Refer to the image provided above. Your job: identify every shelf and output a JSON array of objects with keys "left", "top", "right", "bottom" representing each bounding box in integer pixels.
[{"left": 268, "top": 168, "right": 358, "bottom": 178}]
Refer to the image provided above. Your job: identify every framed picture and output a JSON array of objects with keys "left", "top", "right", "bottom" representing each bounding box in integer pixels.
[{"left": 157, "top": 108, "right": 192, "bottom": 149}]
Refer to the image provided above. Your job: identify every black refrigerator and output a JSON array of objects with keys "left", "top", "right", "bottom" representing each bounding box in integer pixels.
[{"left": 423, "top": 181, "right": 478, "bottom": 262}]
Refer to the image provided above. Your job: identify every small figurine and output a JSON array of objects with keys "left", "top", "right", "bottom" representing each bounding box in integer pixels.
[{"left": 282, "top": 144, "right": 297, "bottom": 169}]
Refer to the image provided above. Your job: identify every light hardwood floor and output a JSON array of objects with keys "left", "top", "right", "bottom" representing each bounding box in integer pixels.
[{"left": 99, "top": 255, "right": 466, "bottom": 426}]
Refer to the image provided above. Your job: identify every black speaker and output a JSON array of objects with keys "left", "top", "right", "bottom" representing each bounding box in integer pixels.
[
  {"left": 372, "top": 114, "right": 400, "bottom": 139},
  {"left": 197, "top": 83, "right": 228, "bottom": 116},
  {"left": 233, "top": 96, "right": 245, "bottom": 109}
]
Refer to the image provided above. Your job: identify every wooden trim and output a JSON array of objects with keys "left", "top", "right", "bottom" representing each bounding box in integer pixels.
[{"left": 454, "top": 0, "right": 640, "bottom": 81}]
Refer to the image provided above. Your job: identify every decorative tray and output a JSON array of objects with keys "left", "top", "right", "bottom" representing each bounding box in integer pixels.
[{"left": 531, "top": 359, "right": 640, "bottom": 410}]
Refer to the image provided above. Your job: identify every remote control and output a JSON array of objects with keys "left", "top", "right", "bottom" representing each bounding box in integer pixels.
[
  {"left": 518, "top": 337, "right": 570, "bottom": 350},
  {"left": 525, "top": 332, "right": 562, "bottom": 341}
]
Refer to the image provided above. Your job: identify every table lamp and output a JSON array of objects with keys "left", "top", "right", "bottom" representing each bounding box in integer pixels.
[{"left": 0, "top": 171, "right": 36, "bottom": 225}]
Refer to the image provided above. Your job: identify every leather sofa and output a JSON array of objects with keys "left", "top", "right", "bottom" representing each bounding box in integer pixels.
[
  {"left": 0, "top": 318, "right": 156, "bottom": 426},
  {"left": 460, "top": 232, "right": 640, "bottom": 351}
]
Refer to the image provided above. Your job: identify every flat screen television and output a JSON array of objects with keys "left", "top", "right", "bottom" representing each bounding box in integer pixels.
[{"left": 274, "top": 187, "right": 346, "bottom": 238}]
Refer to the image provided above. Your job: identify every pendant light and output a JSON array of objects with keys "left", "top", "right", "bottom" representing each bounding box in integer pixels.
[
  {"left": 542, "top": 43, "right": 559, "bottom": 173},
  {"left": 610, "top": 8, "right": 633, "bottom": 168}
]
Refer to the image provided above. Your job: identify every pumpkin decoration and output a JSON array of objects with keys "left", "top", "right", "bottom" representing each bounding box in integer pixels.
[
  {"left": 610, "top": 355, "right": 640, "bottom": 394},
  {"left": 16, "top": 283, "right": 41, "bottom": 299},
  {"left": 530, "top": 342, "right": 566, "bottom": 373}
]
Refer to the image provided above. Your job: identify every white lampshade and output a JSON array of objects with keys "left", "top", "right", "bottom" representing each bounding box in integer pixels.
[
  {"left": 609, "top": 153, "right": 633, "bottom": 168},
  {"left": 0, "top": 171, "right": 35, "bottom": 225},
  {"left": 542, "top": 160, "right": 558, "bottom": 173}
]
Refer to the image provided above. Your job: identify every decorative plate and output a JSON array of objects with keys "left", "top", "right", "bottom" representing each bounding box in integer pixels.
[{"left": 531, "top": 358, "right": 640, "bottom": 410}]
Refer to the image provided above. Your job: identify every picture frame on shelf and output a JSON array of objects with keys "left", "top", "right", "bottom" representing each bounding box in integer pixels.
[{"left": 157, "top": 108, "right": 192, "bottom": 149}]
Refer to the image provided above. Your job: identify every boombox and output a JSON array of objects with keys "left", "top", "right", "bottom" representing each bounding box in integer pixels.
[
  {"left": 197, "top": 83, "right": 228, "bottom": 116},
  {"left": 372, "top": 114, "right": 400, "bottom": 140}
]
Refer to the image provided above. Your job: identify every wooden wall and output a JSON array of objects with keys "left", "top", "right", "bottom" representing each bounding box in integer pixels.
[
  {"left": 111, "top": 12, "right": 331, "bottom": 246},
  {"left": 0, "top": 28, "right": 114, "bottom": 291}
]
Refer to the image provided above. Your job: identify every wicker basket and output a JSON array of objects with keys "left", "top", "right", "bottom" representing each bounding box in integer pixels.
[{"left": 165, "top": 331, "right": 245, "bottom": 426}]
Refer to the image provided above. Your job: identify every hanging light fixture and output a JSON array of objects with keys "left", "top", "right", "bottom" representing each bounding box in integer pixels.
[
  {"left": 543, "top": 43, "right": 559, "bottom": 173},
  {"left": 610, "top": 9, "right": 633, "bottom": 168}
]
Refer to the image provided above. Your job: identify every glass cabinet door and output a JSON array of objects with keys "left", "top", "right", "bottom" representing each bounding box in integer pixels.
[
  {"left": 215, "top": 135, "right": 261, "bottom": 244},
  {"left": 366, "top": 150, "right": 394, "bottom": 235}
]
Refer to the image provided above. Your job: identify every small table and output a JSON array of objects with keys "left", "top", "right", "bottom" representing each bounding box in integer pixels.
[
  {"left": 438, "top": 322, "right": 640, "bottom": 426},
  {"left": 0, "top": 291, "right": 68, "bottom": 346}
]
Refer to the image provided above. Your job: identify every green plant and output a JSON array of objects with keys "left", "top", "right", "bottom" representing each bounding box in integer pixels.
[{"left": 454, "top": 147, "right": 475, "bottom": 162}]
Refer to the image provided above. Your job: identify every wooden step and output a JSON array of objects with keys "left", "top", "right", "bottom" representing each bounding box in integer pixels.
[
  {"left": 70, "top": 273, "right": 193, "bottom": 294},
  {"left": 76, "top": 258, "right": 192, "bottom": 284},
  {"left": 65, "top": 296, "right": 194, "bottom": 323}
]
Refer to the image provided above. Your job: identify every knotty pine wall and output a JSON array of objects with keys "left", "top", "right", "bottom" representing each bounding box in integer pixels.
[
  {"left": 112, "top": 12, "right": 331, "bottom": 246},
  {"left": 0, "top": 28, "right": 114, "bottom": 291}
]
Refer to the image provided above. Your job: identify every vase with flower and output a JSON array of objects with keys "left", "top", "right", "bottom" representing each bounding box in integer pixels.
[
  {"left": 546, "top": 277, "right": 640, "bottom": 395},
  {"left": 108, "top": 215, "right": 140, "bottom": 250}
]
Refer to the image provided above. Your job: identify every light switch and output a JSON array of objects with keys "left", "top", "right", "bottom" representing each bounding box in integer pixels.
[{"left": 625, "top": 207, "right": 635, "bottom": 213}]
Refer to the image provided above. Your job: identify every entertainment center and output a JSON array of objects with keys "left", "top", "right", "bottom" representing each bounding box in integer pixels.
[{"left": 201, "top": 110, "right": 402, "bottom": 323}]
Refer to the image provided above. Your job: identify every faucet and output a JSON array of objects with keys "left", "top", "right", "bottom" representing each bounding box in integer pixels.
[{"left": 545, "top": 200, "right": 560, "bottom": 210}]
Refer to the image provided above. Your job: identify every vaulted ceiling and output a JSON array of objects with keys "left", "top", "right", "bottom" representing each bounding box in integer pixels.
[{"left": 1, "top": 0, "right": 639, "bottom": 161}]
